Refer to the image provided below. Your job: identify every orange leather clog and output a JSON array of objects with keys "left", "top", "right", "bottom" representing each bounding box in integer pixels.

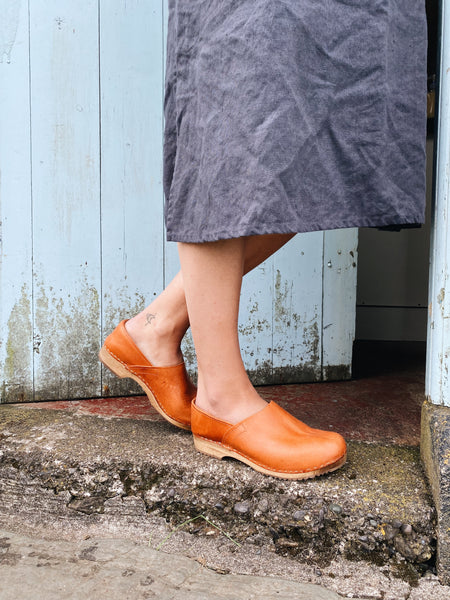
[
  {"left": 99, "top": 320, "right": 196, "bottom": 430},
  {"left": 191, "top": 400, "right": 347, "bottom": 479}
]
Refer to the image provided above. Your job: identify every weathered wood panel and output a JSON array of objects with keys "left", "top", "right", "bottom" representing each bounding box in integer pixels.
[
  {"left": 100, "top": 0, "right": 165, "bottom": 397},
  {"left": 0, "top": 0, "right": 357, "bottom": 402},
  {"left": 322, "top": 229, "right": 358, "bottom": 380},
  {"left": 29, "top": 1, "right": 102, "bottom": 400},
  {"left": 0, "top": 0, "right": 33, "bottom": 402},
  {"left": 239, "top": 256, "right": 277, "bottom": 385},
  {"left": 271, "top": 233, "right": 323, "bottom": 383}
]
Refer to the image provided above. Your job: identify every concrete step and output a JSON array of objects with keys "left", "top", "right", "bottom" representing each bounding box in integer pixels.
[{"left": 0, "top": 403, "right": 436, "bottom": 594}]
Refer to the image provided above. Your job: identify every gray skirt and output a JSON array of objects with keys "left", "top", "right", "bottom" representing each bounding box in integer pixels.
[{"left": 163, "top": 0, "right": 427, "bottom": 243}]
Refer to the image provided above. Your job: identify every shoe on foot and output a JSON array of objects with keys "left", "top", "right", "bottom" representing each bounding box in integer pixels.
[
  {"left": 99, "top": 320, "right": 196, "bottom": 430},
  {"left": 191, "top": 400, "right": 346, "bottom": 479}
]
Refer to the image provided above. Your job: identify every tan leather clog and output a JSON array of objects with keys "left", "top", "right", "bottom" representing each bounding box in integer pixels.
[
  {"left": 191, "top": 400, "right": 347, "bottom": 479},
  {"left": 99, "top": 320, "right": 196, "bottom": 430}
]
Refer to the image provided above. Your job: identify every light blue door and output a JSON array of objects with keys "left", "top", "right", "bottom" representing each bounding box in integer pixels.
[{"left": 0, "top": 1, "right": 357, "bottom": 402}]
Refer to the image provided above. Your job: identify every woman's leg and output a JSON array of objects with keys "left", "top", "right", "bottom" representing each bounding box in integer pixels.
[
  {"left": 178, "top": 237, "right": 268, "bottom": 424},
  {"left": 179, "top": 236, "right": 347, "bottom": 478},
  {"left": 125, "top": 233, "right": 294, "bottom": 367}
]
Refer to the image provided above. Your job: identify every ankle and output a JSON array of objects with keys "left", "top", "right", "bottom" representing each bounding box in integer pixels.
[
  {"left": 125, "top": 313, "right": 186, "bottom": 366},
  {"left": 127, "top": 311, "right": 186, "bottom": 348},
  {"left": 195, "top": 380, "right": 267, "bottom": 424}
]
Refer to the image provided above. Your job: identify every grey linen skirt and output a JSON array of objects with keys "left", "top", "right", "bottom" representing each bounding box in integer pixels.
[{"left": 163, "top": 0, "right": 427, "bottom": 243}]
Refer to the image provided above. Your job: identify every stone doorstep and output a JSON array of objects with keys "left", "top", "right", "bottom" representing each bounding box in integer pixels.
[
  {"left": 22, "top": 369, "right": 425, "bottom": 446},
  {"left": 0, "top": 404, "right": 436, "bottom": 586}
]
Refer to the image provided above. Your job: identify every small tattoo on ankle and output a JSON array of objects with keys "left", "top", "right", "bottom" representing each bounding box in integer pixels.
[{"left": 145, "top": 313, "right": 156, "bottom": 326}]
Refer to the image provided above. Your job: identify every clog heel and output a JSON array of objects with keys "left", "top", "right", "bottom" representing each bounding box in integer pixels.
[{"left": 99, "top": 320, "right": 196, "bottom": 430}]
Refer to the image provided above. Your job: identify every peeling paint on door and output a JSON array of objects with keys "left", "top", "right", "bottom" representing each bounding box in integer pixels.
[
  {"left": 1, "top": 284, "right": 33, "bottom": 402},
  {"left": 33, "top": 275, "right": 100, "bottom": 400}
]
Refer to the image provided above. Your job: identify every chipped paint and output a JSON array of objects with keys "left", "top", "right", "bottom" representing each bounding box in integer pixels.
[
  {"left": 1, "top": 284, "right": 33, "bottom": 402},
  {"left": 302, "top": 320, "right": 320, "bottom": 366},
  {"left": 1, "top": 252, "right": 353, "bottom": 400},
  {"left": 322, "top": 230, "right": 357, "bottom": 381},
  {"left": 271, "top": 263, "right": 324, "bottom": 381},
  {"left": 239, "top": 318, "right": 270, "bottom": 337},
  {"left": 274, "top": 269, "right": 290, "bottom": 325},
  {"left": 32, "top": 273, "right": 101, "bottom": 400}
]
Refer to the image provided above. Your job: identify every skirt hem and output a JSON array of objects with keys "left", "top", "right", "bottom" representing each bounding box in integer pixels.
[{"left": 166, "top": 215, "right": 425, "bottom": 243}]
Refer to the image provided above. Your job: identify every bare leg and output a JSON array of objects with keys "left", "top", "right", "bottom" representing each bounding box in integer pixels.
[
  {"left": 125, "top": 272, "right": 189, "bottom": 366},
  {"left": 126, "top": 233, "right": 294, "bottom": 367},
  {"left": 178, "top": 237, "right": 268, "bottom": 424}
]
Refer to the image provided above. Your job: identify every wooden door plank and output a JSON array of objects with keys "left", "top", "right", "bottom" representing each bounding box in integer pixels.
[
  {"left": 29, "top": 1, "right": 101, "bottom": 400},
  {"left": 0, "top": 0, "right": 34, "bottom": 402},
  {"left": 240, "top": 257, "right": 275, "bottom": 385},
  {"left": 100, "top": 0, "right": 165, "bottom": 396},
  {"left": 322, "top": 228, "right": 358, "bottom": 380},
  {"left": 272, "top": 233, "right": 324, "bottom": 383}
]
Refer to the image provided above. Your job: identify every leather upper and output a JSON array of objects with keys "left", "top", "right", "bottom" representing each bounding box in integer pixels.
[
  {"left": 192, "top": 400, "right": 347, "bottom": 474},
  {"left": 104, "top": 320, "right": 196, "bottom": 427}
]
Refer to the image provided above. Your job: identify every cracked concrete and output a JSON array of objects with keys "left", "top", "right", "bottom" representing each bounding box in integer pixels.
[{"left": 0, "top": 404, "right": 449, "bottom": 598}]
